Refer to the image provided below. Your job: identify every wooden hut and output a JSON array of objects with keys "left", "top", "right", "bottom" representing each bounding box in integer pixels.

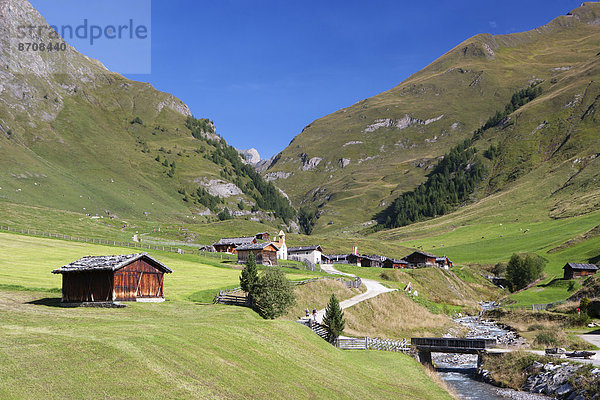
[
  {"left": 52, "top": 253, "right": 173, "bottom": 303},
  {"left": 360, "top": 255, "right": 386, "bottom": 268},
  {"left": 236, "top": 242, "right": 279, "bottom": 266},
  {"left": 213, "top": 236, "right": 257, "bottom": 253},
  {"left": 403, "top": 251, "right": 437, "bottom": 268},
  {"left": 383, "top": 258, "right": 409, "bottom": 269},
  {"left": 255, "top": 232, "right": 270, "bottom": 241},
  {"left": 563, "top": 263, "right": 599, "bottom": 280}
]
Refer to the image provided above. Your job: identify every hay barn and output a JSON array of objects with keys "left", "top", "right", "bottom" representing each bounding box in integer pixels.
[{"left": 52, "top": 252, "right": 173, "bottom": 303}]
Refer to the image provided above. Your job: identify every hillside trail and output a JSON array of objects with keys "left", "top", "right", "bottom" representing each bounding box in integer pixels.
[{"left": 310, "top": 264, "right": 397, "bottom": 324}]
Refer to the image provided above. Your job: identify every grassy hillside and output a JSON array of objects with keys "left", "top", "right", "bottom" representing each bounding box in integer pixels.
[
  {"left": 266, "top": 2, "right": 600, "bottom": 233},
  {"left": 0, "top": 0, "right": 292, "bottom": 233},
  {"left": 0, "top": 231, "right": 453, "bottom": 399},
  {"left": 0, "top": 291, "right": 452, "bottom": 400}
]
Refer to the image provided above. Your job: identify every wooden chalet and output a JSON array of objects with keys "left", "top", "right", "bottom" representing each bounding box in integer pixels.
[
  {"left": 255, "top": 232, "right": 270, "bottom": 240},
  {"left": 236, "top": 242, "right": 279, "bottom": 266},
  {"left": 436, "top": 256, "right": 453, "bottom": 269},
  {"left": 213, "top": 236, "right": 257, "bottom": 253},
  {"left": 403, "top": 251, "right": 438, "bottom": 268},
  {"left": 563, "top": 263, "right": 599, "bottom": 280},
  {"left": 383, "top": 258, "right": 409, "bottom": 269},
  {"left": 359, "top": 255, "right": 386, "bottom": 268},
  {"left": 52, "top": 253, "right": 173, "bottom": 303}
]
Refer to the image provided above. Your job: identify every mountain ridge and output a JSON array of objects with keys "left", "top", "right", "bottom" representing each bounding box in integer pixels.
[{"left": 264, "top": 1, "right": 600, "bottom": 233}]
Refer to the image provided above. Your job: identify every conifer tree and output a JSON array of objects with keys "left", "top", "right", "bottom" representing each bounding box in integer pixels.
[
  {"left": 240, "top": 253, "right": 259, "bottom": 302},
  {"left": 323, "top": 294, "right": 345, "bottom": 343}
]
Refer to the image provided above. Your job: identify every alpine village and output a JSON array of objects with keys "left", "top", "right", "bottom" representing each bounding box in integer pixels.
[{"left": 3, "top": 1, "right": 600, "bottom": 399}]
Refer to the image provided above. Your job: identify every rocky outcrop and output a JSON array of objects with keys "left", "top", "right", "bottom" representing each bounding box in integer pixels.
[
  {"left": 264, "top": 171, "right": 290, "bottom": 181},
  {"left": 301, "top": 157, "right": 322, "bottom": 171},
  {"left": 364, "top": 114, "right": 444, "bottom": 132},
  {"left": 195, "top": 178, "right": 243, "bottom": 198}
]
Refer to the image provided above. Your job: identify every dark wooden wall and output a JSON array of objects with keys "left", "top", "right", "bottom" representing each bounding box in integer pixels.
[
  {"left": 114, "top": 260, "right": 164, "bottom": 301},
  {"left": 62, "top": 271, "right": 113, "bottom": 302},
  {"left": 238, "top": 249, "right": 277, "bottom": 265}
]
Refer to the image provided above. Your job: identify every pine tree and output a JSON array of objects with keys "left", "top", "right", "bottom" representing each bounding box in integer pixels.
[
  {"left": 240, "top": 253, "right": 259, "bottom": 302},
  {"left": 322, "top": 294, "right": 345, "bottom": 343}
]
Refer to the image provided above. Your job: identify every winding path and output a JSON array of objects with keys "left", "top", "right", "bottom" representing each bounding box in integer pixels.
[{"left": 312, "top": 264, "right": 397, "bottom": 324}]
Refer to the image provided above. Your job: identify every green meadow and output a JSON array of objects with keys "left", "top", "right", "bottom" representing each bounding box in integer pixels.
[{"left": 0, "top": 232, "right": 452, "bottom": 399}]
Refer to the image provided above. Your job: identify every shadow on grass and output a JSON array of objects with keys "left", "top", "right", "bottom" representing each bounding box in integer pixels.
[{"left": 26, "top": 297, "right": 63, "bottom": 307}]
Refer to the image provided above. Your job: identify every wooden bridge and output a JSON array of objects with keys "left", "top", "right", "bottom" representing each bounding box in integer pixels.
[{"left": 411, "top": 337, "right": 496, "bottom": 367}]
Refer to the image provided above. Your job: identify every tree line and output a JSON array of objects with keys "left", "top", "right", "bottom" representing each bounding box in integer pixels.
[{"left": 377, "top": 139, "right": 486, "bottom": 229}]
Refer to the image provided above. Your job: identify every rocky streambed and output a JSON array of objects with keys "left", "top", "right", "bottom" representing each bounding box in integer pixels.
[
  {"left": 436, "top": 305, "right": 600, "bottom": 400},
  {"left": 435, "top": 309, "right": 551, "bottom": 400}
]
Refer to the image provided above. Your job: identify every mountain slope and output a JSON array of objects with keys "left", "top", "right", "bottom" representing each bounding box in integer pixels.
[
  {"left": 265, "top": 2, "right": 600, "bottom": 232},
  {"left": 0, "top": 0, "right": 291, "bottom": 225}
]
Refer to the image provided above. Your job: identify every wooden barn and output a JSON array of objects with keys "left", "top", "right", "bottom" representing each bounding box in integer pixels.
[
  {"left": 563, "top": 263, "right": 599, "bottom": 280},
  {"left": 383, "top": 258, "right": 409, "bottom": 269},
  {"left": 359, "top": 255, "right": 386, "bottom": 268},
  {"left": 52, "top": 253, "right": 173, "bottom": 303},
  {"left": 236, "top": 242, "right": 279, "bottom": 266},
  {"left": 403, "top": 251, "right": 438, "bottom": 268},
  {"left": 213, "top": 236, "right": 257, "bottom": 253}
]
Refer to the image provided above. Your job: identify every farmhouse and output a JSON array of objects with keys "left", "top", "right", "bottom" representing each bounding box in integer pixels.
[
  {"left": 383, "top": 258, "right": 409, "bottom": 269},
  {"left": 213, "top": 236, "right": 257, "bottom": 253},
  {"left": 403, "top": 251, "right": 438, "bottom": 268},
  {"left": 436, "top": 256, "right": 453, "bottom": 269},
  {"left": 563, "top": 263, "right": 599, "bottom": 280},
  {"left": 287, "top": 245, "right": 323, "bottom": 265},
  {"left": 52, "top": 252, "right": 172, "bottom": 303},
  {"left": 236, "top": 242, "right": 279, "bottom": 266}
]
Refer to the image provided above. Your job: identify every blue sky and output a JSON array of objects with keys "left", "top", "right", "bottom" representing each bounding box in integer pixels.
[{"left": 32, "top": 0, "right": 583, "bottom": 158}]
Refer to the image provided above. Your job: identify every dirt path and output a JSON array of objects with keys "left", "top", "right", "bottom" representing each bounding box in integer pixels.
[{"left": 313, "top": 264, "right": 397, "bottom": 324}]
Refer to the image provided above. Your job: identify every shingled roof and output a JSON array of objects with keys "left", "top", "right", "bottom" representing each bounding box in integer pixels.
[
  {"left": 236, "top": 242, "right": 280, "bottom": 251},
  {"left": 288, "top": 245, "right": 323, "bottom": 253},
  {"left": 213, "top": 237, "right": 256, "bottom": 246},
  {"left": 52, "top": 253, "right": 173, "bottom": 274},
  {"left": 563, "top": 263, "right": 599, "bottom": 271}
]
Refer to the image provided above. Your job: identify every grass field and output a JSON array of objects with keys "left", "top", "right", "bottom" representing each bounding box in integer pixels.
[
  {"left": 0, "top": 290, "right": 452, "bottom": 400},
  {"left": 0, "top": 231, "right": 453, "bottom": 399}
]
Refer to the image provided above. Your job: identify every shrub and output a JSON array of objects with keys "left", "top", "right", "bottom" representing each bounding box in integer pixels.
[
  {"left": 580, "top": 297, "right": 591, "bottom": 311},
  {"left": 130, "top": 116, "right": 143, "bottom": 125},
  {"left": 569, "top": 312, "right": 591, "bottom": 327},
  {"left": 253, "top": 268, "right": 295, "bottom": 319},
  {"left": 527, "top": 323, "right": 545, "bottom": 332},
  {"left": 534, "top": 330, "right": 558, "bottom": 347}
]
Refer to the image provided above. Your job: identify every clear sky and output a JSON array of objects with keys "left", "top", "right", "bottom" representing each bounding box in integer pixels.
[{"left": 31, "top": 0, "right": 584, "bottom": 158}]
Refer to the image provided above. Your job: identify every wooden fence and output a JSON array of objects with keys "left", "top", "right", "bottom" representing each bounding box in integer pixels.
[
  {"left": 213, "top": 288, "right": 249, "bottom": 306},
  {"left": 335, "top": 337, "right": 409, "bottom": 352},
  {"left": 214, "top": 276, "right": 363, "bottom": 305},
  {"left": 0, "top": 225, "right": 197, "bottom": 254},
  {"left": 500, "top": 301, "right": 565, "bottom": 312},
  {"left": 0, "top": 225, "right": 325, "bottom": 272}
]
